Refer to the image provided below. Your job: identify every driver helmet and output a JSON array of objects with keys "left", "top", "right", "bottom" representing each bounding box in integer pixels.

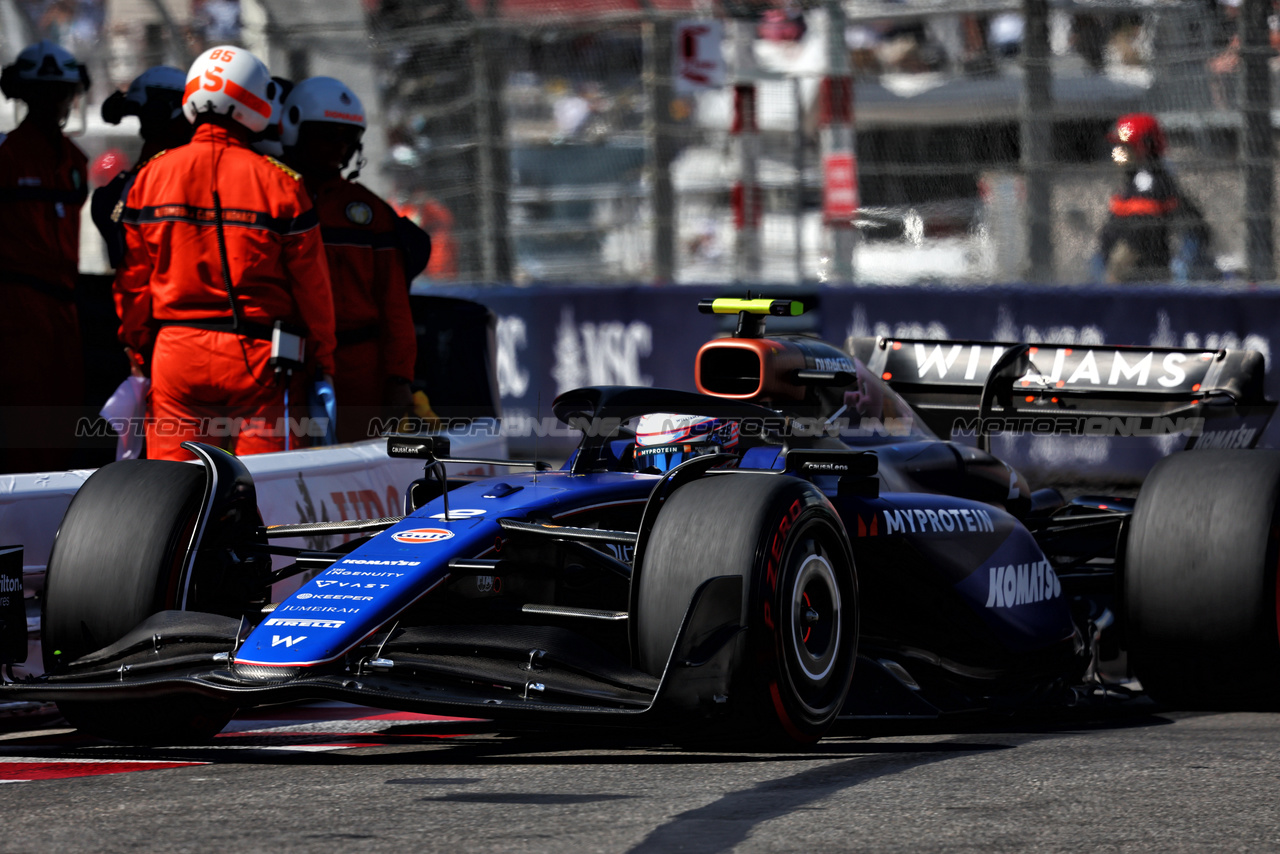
[{"left": 634, "top": 413, "right": 740, "bottom": 473}]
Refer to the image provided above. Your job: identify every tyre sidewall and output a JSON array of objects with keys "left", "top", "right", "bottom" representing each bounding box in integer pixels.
[
  {"left": 1127, "top": 449, "right": 1280, "bottom": 707},
  {"left": 42, "top": 460, "right": 206, "bottom": 671},
  {"left": 747, "top": 485, "right": 858, "bottom": 741}
]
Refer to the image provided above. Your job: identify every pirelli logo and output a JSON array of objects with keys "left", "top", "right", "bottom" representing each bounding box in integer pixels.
[{"left": 264, "top": 617, "right": 344, "bottom": 629}]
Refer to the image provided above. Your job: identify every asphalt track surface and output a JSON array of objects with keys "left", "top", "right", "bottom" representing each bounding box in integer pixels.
[{"left": 0, "top": 701, "right": 1275, "bottom": 853}]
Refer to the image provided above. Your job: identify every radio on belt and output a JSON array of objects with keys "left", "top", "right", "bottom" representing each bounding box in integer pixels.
[{"left": 268, "top": 320, "right": 305, "bottom": 372}]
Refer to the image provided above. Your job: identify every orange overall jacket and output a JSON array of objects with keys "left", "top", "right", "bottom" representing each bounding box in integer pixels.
[
  {"left": 116, "top": 122, "right": 335, "bottom": 459},
  {"left": 312, "top": 175, "right": 416, "bottom": 442}
]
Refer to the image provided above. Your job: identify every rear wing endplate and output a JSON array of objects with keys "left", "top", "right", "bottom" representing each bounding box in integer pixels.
[{"left": 848, "top": 336, "right": 1274, "bottom": 450}]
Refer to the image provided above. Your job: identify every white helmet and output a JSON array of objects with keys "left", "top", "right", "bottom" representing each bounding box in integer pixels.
[
  {"left": 280, "top": 76, "right": 366, "bottom": 148},
  {"left": 182, "top": 45, "right": 274, "bottom": 133},
  {"left": 251, "top": 76, "right": 293, "bottom": 156},
  {"left": 634, "top": 413, "right": 740, "bottom": 473},
  {"left": 1, "top": 40, "right": 87, "bottom": 100}
]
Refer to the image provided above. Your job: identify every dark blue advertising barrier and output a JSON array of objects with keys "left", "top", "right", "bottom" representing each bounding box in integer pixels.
[{"left": 421, "top": 283, "right": 1280, "bottom": 483}]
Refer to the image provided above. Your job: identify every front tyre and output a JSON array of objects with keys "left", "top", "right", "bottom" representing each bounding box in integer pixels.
[
  {"left": 42, "top": 459, "right": 236, "bottom": 742},
  {"left": 637, "top": 474, "right": 858, "bottom": 746}
]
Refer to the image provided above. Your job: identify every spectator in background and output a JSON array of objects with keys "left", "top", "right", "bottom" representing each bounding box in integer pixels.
[
  {"left": 959, "top": 15, "right": 996, "bottom": 75},
  {"left": 1208, "top": 0, "right": 1280, "bottom": 108},
  {"left": 1071, "top": 14, "right": 1108, "bottom": 74},
  {"left": 846, "top": 17, "right": 949, "bottom": 76},
  {"left": 552, "top": 83, "right": 591, "bottom": 139},
  {"left": 758, "top": 2, "right": 806, "bottom": 42},
  {"left": 988, "top": 13, "right": 1024, "bottom": 58},
  {"left": 1209, "top": 0, "right": 1244, "bottom": 90},
  {"left": 281, "top": 76, "right": 419, "bottom": 443},
  {"left": 410, "top": 197, "right": 455, "bottom": 280},
  {"left": 192, "top": 0, "right": 241, "bottom": 45},
  {"left": 91, "top": 65, "right": 192, "bottom": 270},
  {"left": 0, "top": 40, "right": 90, "bottom": 474},
  {"left": 1091, "top": 113, "right": 1215, "bottom": 283},
  {"left": 392, "top": 192, "right": 455, "bottom": 281}
]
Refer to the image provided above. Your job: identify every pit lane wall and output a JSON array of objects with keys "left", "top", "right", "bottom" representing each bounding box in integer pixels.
[{"left": 426, "top": 281, "right": 1279, "bottom": 482}]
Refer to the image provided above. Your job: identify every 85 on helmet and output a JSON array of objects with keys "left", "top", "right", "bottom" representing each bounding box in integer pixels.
[
  {"left": 634, "top": 412, "right": 740, "bottom": 473},
  {"left": 182, "top": 45, "right": 274, "bottom": 133},
  {"left": 279, "top": 76, "right": 366, "bottom": 148}
]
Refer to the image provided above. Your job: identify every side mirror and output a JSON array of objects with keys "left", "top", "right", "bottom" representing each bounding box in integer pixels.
[{"left": 387, "top": 433, "right": 451, "bottom": 461}]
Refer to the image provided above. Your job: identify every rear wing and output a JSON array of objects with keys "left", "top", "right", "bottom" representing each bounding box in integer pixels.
[{"left": 847, "top": 337, "right": 1274, "bottom": 450}]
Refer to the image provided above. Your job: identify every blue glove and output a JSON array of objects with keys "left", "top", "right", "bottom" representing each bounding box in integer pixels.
[
  {"left": 309, "top": 379, "right": 337, "bottom": 446},
  {"left": 1173, "top": 235, "right": 1204, "bottom": 283}
]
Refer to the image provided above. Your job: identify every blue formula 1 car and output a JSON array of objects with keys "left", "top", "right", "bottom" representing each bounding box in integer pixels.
[{"left": 7, "top": 297, "right": 1280, "bottom": 747}]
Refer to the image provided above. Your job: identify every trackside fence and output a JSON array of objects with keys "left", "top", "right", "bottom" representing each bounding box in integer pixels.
[{"left": 425, "top": 281, "right": 1280, "bottom": 483}]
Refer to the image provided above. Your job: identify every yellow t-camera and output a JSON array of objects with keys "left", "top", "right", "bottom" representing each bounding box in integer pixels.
[{"left": 697, "top": 297, "right": 805, "bottom": 317}]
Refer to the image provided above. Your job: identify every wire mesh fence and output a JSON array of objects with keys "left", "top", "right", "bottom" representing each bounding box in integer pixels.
[{"left": 1, "top": 0, "right": 1274, "bottom": 285}]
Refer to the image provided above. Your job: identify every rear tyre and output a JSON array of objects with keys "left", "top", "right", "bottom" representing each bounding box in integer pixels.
[
  {"left": 42, "top": 459, "right": 236, "bottom": 743},
  {"left": 637, "top": 474, "right": 858, "bottom": 747},
  {"left": 1126, "top": 449, "right": 1280, "bottom": 708}
]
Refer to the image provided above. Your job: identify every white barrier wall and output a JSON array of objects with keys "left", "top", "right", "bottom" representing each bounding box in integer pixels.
[{"left": 0, "top": 428, "right": 508, "bottom": 575}]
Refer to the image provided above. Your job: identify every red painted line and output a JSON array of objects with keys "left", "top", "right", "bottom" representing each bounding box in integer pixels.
[
  {"left": 353, "top": 712, "right": 477, "bottom": 723},
  {"left": 0, "top": 761, "right": 204, "bottom": 782}
]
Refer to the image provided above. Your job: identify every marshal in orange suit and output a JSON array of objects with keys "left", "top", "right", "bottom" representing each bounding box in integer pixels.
[
  {"left": 281, "top": 76, "right": 417, "bottom": 444},
  {"left": 115, "top": 46, "right": 335, "bottom": 461}
]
